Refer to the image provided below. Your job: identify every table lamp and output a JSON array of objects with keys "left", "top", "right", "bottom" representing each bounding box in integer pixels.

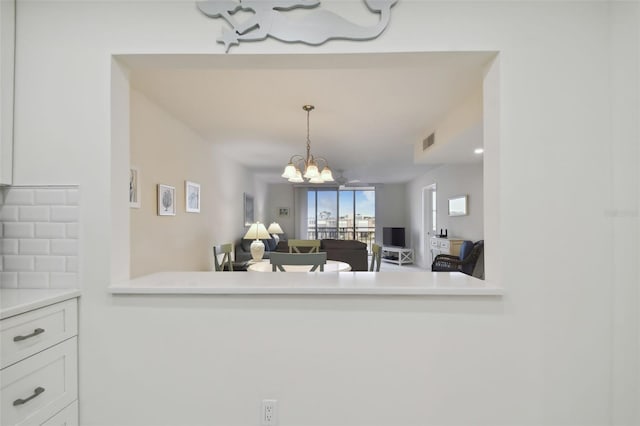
[
  {"left": 243, "top": 222, "right": 271, "bottom": 261},
  {"left": 267, "top": 222, "right": 284, "bottom": 245}
]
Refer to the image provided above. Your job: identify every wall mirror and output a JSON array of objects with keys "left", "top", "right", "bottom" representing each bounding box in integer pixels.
[{"left": 448, "top": 195, "right": 468, "bottom": 216}]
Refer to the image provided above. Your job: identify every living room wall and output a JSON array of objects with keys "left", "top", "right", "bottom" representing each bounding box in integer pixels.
[
  {"left": 265, "top": 183, "right": 296, "bottom": 239},
  {"left": 407, "top": 163, "right": 484, "bottom": 268},
  {"left": 130, "top": 90, "right": 259, "bottom": 276}
]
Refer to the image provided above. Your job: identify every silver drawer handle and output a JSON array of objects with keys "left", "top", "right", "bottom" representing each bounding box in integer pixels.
[
  {"left": 13, "top": 387, "right": 45, "bottom": 406},
  {"left": 13, "top": 328, "right": 45, "bottom": 342}
]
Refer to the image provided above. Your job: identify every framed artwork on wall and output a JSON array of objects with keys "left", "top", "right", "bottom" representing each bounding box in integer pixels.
[
  {"left": 244, "top": 193, "right": 254, "bottom": 226},
  {"left": 278, "top": 207, "right": 289, "bottom": 217},
  {"left": 158, "top": 184, "right": 176, "bottom": 216},
  {"left": 129, "top": 167, "right": 140, "bottom": 208},
  {"left": 185, "top": 181, "right": 200, "bottom": 213}
]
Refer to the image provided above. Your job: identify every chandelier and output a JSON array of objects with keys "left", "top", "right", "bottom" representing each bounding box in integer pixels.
[{"left": 281, "top": 105, "right": 334, "bottom": 184}]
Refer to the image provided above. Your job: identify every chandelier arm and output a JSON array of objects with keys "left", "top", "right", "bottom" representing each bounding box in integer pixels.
[
  {"left": 288, "top": 154, "right": 305, "bottom": 165},
  {"left": 314, "top": 157, "right": 330, "bottom": 168}
]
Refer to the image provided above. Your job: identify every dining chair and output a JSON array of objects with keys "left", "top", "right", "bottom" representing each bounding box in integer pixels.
[
  {"left": 287, "top": 239, "right": 321, "bottom": 253},
  {"left": 270, "top": 252, "right": 327, "bottom": 272},
  {"left": 213, "top": 243, "right": 246, "bottom": 271},
  {"left": 369, "top": 243, "right": 382, "bottom": 272}
]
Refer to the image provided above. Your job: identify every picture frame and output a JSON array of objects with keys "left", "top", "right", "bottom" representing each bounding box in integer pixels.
[
  {"left": 278, "top": 207, "right": 289, "bottom": 217},
  {"left": 244, "top": 193, "right": 254, "bottom": 226},
  {"left": 448, "top": 195, "right": 468, "bottom": 216},
  {"left": 129, "top": 167, "right": 140, "bottom": 208},
  {"left": 157, "top": 184, "right": 176, "bottom": 216},
  {"left": 185, "top": 181, "right": 201, "bottom": 213}
]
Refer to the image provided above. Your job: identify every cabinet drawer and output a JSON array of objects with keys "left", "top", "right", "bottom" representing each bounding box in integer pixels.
[
  {"left": 1, "top": 337, "right": 77, "bottom": 426},
  {"left": 430, "top": 238, "right": 438, "bottom": 247},
  {"left": 438, "top": 240, "right": 450, "bottom": 249},
  {"left": 41, "top": 401, "right": 78, "bottom": 426},
  {"left": 1, "top": 299, "right": 77, "bottom": 369}
]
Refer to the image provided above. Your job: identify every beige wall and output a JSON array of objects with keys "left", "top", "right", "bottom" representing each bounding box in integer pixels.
[{"left": 130, "top": 90, "right": 253, "bottom": 277}]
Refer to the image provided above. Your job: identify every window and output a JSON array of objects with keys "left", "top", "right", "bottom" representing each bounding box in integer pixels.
[{"left": 307, "top": 188, "right": 376, "bottom": 250}]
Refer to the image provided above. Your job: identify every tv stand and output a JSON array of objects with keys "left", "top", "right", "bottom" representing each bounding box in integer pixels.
[{"left": 381, "top": 246, "right": 414, "bottom": 266}]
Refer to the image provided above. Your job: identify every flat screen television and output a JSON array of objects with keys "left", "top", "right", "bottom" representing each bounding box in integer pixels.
[{"left": 382, "top": 227, "right": 405, "bottom": 248}]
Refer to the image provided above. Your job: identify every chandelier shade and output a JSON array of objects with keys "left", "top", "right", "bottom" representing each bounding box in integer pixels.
[{"left": 282, "top": 105, "right": 334, "bottom": 184}]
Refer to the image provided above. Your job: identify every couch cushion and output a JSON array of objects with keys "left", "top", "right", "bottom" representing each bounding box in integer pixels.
[
  {"left": 263, "top": 237, "right": 277, "bottom": 251},
  {"left": 321, "top": 239, "right": 367, "bottom": 250},
  {"left": 240, "top": 238, "right": 252, "bottom": 252}
]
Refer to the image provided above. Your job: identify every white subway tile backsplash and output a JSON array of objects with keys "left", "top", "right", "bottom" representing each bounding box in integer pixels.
[
  {"left": 19, "top": 206, "right": 50, "bottom": 221},
  {"left": 4, "top": 256, "right": 35, "bottom": 272},
  {"left": 51, "top": 240, "right": 77, "bottom": 256},
  {"left": 1, "top": 239, "right": 18, "bottom": 255},
  {"left": 50, "top": 206, "right": 79, "bottom": 222},
  {"left": 66, "top": 256, "right": 78, "bottom": 272},
  {"left": 0, "top": 206, "right": 19, "bottom": 221},
  {"left": 35, "top": 189, "right": 67, "bottom": 205},
  {"left": 20, "top": 239, "right": 50, "bottom": 255},
  {"left": 18, "top": 272, "right": 49, "bottom": 288},
  {"left": 35, "top": 256, "right": 66, "bottom": 272},
  {"left": 66, "top": 189, "right": 79, "bottom": 205},
  {"left": 1, "top": 272, "right": 18, "bottom": 288},
  {"left": 4, "top": 223, "right": 35, "bottom": 238},
  {"left": 50, "top": 273, "right": 77, "bottom": 288},
  {"left": 4, "top": 189, "right": 34, "bottom": 205},
  {"left": 1, "top": 186, "right": 80, "bottom": 289},
  {"left": 35, "top": 223, "right": 66, "bottom": 239},
  {"left": 66, "top": 223, "right": 79, "bottom": 238}
]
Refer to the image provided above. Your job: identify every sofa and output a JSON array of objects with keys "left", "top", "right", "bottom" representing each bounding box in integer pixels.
[
  {"left": 234, "top": 237, "right": 279, "bottom": 262},
  {"left": 275, "top": 239, "right": 368, "bottom": 271}
]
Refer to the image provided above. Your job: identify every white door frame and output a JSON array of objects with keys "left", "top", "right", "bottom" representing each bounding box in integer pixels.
[{"left": 421, "top": 183, "right": 437, "bottom": 268}]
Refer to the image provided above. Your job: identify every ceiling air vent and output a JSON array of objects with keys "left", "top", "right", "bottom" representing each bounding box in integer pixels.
[{"left": 422, "top": 133, "right": 435, "bottom": 151}]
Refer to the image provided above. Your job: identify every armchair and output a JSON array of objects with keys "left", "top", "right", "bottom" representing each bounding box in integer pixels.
[{"left": 431, "top": 240, "right": 484, "bottom": 278}]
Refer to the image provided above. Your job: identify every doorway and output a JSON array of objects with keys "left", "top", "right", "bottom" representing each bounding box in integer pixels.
[{"left": 422, "top": 183, "right": 437, "bottom": 267}]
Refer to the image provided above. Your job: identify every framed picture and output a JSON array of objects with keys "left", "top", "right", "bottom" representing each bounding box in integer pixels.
[
  {"left": 157, "top": 184, "right": 176, "bottom": 216},
  {"left": 244, "top": 193, "right": 254, "bottom": 226},
  {"left": 129, "top": 167, "right": 140, "bottom": 208},
  {"left": 278, "top": 207, "right": 289, "bottom": 217},
  {"left": 185, "top": 181, "right": 200, "bottom": 213}
]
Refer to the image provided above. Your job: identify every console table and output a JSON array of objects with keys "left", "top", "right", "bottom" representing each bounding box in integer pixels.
[
  {"left": 430, "top": 237, "right": 466, "bottom": 257},
  {"left": 381, "top": 246, "right": 414, "bottom": 266}
]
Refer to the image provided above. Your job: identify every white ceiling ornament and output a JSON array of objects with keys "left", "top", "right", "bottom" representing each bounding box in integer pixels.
[{"left": 197, "top": 0, "right": 398, "bottom": 52}]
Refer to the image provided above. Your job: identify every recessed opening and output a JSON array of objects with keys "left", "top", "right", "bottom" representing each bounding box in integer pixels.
[{"left": 110, "top": 52, "right": 500, "bottom": 283}]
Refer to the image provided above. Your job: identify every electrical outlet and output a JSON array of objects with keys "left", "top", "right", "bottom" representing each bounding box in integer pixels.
[{"left": 261, "top": 399, "right": 277, "bottom": 426}]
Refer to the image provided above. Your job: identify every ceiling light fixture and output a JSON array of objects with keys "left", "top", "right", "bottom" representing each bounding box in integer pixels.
[
  {"left": 474, "top": 148, "right": 484, "bottom": 154},
  {"left": 281, "top": 105, "right": 334, "bottom": 184}
]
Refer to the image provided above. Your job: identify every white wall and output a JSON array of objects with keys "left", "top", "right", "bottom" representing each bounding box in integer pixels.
[
  {"left": 266, "top": 183, "right": 296, "bottom": 239},
  {"left": 408, "top": 163, "right": 483, "bottom": 268},
  {"left": 10, "top": 1, "right": 639, "bottom": 425},
  {"left": 129, "top": 90, "right": 255, "bottom": 276},
  {"left": 375, "top": 183, "right": 408, "bottom": 244}
]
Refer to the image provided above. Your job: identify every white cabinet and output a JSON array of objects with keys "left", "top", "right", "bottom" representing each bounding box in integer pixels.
[
  {"left": 1, "top": 298, "right": 78, "bottom": 426},
  {"left": 430, "top": 237, "right": 465, "bottom": 258}
]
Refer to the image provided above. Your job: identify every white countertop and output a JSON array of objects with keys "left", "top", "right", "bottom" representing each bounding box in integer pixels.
[
  {"left": 0, "top": 288, "right": 81, "bottom": 319},
  {"left": 109, "top": 271, "right": 502, "bottom": 296}
]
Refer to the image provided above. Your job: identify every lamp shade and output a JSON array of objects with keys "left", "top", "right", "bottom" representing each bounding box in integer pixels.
[
  {"left": 243, "top": 222, "right": 271, "bottom": 240},
  {"left": 303, "top": 163, "right": 320, "bottom": 179},
  {"left": 320, "top": 166, "right": 334, "bottom": 181},
  {"left": 288, "top": 169, "right": 304, "bottom": 183},
  {"left": 281, "top": 163, "right": 297, "bottom": 179},
  {"left": 267, "top": 222, "right": 284, "bottom": 234}
]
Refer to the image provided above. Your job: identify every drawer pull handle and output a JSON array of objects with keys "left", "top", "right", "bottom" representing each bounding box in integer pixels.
[
  {"left": 13, "top": 387, "right": 45, "bottom": 406},
  {"left": 13, "top": 328, "right": 45, "bottom": 342}
]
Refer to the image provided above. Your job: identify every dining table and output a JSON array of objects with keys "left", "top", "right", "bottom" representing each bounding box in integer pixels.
[{"left": 247, "top": 259, "right": 352, "bottom": 272}]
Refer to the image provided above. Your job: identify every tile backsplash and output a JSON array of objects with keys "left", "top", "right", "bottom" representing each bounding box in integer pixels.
[{"left": 1, "top": 186, "right": 79, "bottom": 289}]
